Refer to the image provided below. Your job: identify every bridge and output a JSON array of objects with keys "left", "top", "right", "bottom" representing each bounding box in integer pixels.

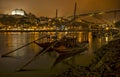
[{"left": 0, "top": 29, "right": 103, "bottom": 32}]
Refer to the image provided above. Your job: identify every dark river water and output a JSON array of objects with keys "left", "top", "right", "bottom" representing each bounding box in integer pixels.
[{"left": 0, "top": 32, "right": 113, "bottom": 77}]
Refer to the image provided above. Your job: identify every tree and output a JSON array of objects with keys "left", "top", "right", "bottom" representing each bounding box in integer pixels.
[
  {"left": 0, "top": 15, "right": 17, "bottom": 27},
  {"left": 115, "top": 21, "right": 120, "bottom": 28}
]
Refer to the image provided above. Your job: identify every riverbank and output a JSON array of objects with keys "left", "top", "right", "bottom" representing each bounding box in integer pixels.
[{"left": 50, "top": 35, "right": 120, "bottom": 77}]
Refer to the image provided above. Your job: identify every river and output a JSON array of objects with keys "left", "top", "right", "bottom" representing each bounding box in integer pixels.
[{"left": 0, "top": 31, "right": 113, "bottom": 77}]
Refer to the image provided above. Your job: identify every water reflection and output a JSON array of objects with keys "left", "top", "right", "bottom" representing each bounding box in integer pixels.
[
  {"left": 0, "top": 31, "right": 113, "bottom": 76},
  {"left": 0, "top": 31, "right": 113, "bottom": 58}
]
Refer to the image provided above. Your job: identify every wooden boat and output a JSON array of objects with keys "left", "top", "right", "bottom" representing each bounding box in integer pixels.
[
  {"left": 50, "top": 40, "right": 88, "bottom": 68},
  {"left": 34, "top": 36, "right": 88, "bottom": 53},
  {"left": 34, "top": 41, "right": 56, "bottom": 51},
  {"left": 33, "top": 41, "right": 67, "bottom": 48},
  {"left": 53, "top": 41, "right": 88, "bottom": 54},
  {"left": 52, "top": 45, "right": 88, "bottom": 68},
  {"left": 34, "top": 41, "right": 52, "bottom": 48}
]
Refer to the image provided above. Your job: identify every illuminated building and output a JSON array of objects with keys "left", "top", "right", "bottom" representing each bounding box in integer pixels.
[{"left": 11, "top": 9, "right": 25, "bottom": 16}]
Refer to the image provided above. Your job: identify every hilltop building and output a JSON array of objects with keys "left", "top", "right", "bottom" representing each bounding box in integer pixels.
[{"left": 11, "top": 9, "right": 26, "bottom": 16}]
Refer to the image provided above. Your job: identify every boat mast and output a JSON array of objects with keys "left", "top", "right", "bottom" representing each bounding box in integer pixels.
[
  {"left": 73, "top": 2, "right": 77, "bottom": 45},
  {"left": 73, "top": 2, "right": 77, "bottom": 20},
  {"left": 56, "top": 9, "right": 58, "bottom": 18},
  {"left": 55, "top": 9, "right": 58, "bottom": 40}
]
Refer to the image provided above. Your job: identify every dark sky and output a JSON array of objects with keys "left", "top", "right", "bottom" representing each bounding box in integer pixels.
[{"left": 0, "top": 0, "right": 120, "bottom": 17}]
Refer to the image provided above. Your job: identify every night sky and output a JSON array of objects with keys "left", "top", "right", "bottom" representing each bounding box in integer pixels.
[{"left": 0, "top": 0, "right": 120, "bottom": 17}]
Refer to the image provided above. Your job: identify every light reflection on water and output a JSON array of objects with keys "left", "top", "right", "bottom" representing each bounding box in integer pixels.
[{"left": 0, "top": 32, "right": 113, "bottom": 77}]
